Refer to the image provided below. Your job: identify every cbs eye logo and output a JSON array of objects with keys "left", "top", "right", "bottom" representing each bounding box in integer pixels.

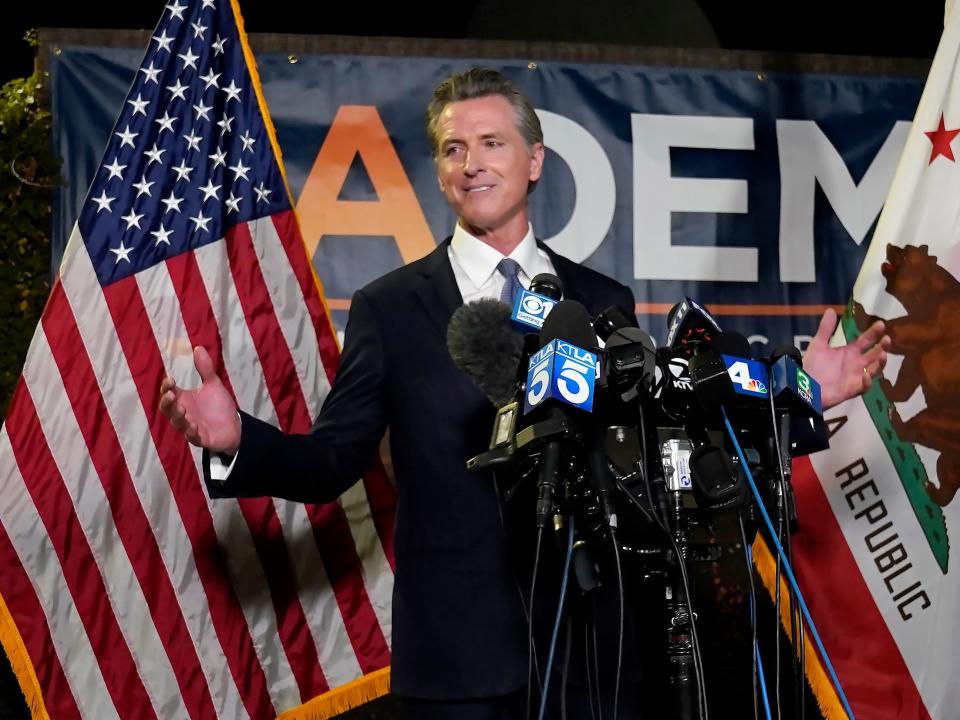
[{"left": 521, "top": 294, "right": 555, "bottom": 317}]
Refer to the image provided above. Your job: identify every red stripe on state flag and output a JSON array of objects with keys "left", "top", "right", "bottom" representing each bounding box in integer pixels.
[
  {"left": 4, "top": 380, "right": 159, "bottom": 719},
  {"left": 226, "top": 221, "right": 391, "bottom": 673},
  {"left": 270, "top": 211, "right": 397, "bottom": 572},
  {"left": 40, "top": 282, "right": 217, "bottom": 720},
  {"left": 99, "top": 275, "right": 274, "bottom": 720},
  {"left": 791, "top": 456, "right": 930, "bottom": 719},
  {"left": 0, "top": 510, "right": 82, "bottom": 720}
]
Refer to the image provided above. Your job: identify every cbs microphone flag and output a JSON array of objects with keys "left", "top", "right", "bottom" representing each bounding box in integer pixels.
[
  {"left": 0, "top": 1, "right": 396, "bottom": 718},
  {"left": 776, "top": 3, "right": 960, "bottom": 718}
]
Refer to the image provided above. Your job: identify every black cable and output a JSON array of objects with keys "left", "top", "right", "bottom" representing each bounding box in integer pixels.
[
  {"left": 584, "top": 617, "right": 598, "bottom": 720},
  {"left": 783, "top": 513, "right": 806, "bottom": 720},
  {"left": 635, "top": 403, "right": 708, "bottom": 720},
  {"left": 591, "top": 603, "right": 604, "bottom": 720},
  {"left": 561, "top": 614, "right": 572, "bottom": 720},
  {"left": 611, "top": 530, "right": 624, "bottom": 720},
  {"left": 766, "top": 390, "right": 791, "bottom": 720},
  {"left": 527, "top": 526, "right": 545, "bottom": 720},
  {"left": 739, "top": 512, "right": 759, "bottom": 720}
]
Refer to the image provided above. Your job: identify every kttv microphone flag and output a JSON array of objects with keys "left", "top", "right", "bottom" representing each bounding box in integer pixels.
[
  {"left": 0, "top": 1, "right": 396, "bottom": 718},
  {"left": 767, "top": 3, "right": 960, "bottom": 718}
]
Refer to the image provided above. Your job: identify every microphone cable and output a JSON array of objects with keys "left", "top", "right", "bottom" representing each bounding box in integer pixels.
[
  {"left": 527, "top": 526, "right": 545, "bottom": 720},
  {"left": 739, "top": 512, "right": 761, "bottom": 720},
  {"left": 721, "top": 407, "right": 856, "bottom": 720},
  {"left": 611, "top": 528, "right": 625, "bottom": 720},
  {"left": 636, "top": 402, "right": 709, "bottom": 720},
  {"left": 538, "top": 517, "right": 575, "bottom": 720},
  {"left": 765, "top": 389, "right": 805, "bottom": 720}
]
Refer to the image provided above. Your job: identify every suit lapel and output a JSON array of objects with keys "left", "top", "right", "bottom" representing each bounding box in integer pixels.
[
  {"left": 414, "top": 238, "right": 464, "bottom": 339},
  {"left": 538, "top": 241, "right": 588, "bottom": 306}
]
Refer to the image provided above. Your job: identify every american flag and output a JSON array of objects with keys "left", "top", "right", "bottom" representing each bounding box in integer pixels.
[{"left": 0, "top": 1, "right": 396, "bottom": 718}]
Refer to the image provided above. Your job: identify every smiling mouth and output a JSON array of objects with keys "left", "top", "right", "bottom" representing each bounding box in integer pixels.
[{"left": 465, "top": 186, "right": 493, "bottom": 193}]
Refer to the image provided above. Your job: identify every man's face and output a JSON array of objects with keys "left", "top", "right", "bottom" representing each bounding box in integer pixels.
[{"left": 435, "top": 95, "right": 544, "bottom": 238}]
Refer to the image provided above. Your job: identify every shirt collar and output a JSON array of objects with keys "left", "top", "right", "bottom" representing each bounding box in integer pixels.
[{"left": 450, "top": 222, "right": 539, "bottom": 289}]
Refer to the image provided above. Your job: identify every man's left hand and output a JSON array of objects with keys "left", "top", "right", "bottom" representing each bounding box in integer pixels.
[{"left": 803, "top": 307, "right": 891, "bottom": 410}]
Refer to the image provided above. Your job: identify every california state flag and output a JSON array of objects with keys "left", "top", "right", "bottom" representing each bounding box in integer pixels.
[{"left": 784, "top": 3, "right": 960, "bottom": 718}]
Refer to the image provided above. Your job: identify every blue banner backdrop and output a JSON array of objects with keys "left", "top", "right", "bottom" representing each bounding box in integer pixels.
[{"left": 49, "top": 46, "right": 924, "bottom": 347}]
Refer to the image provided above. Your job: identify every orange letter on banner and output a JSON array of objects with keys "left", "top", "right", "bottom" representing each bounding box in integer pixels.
[{"left": 297, "top": 105, "right": 436, "bottom": 264}]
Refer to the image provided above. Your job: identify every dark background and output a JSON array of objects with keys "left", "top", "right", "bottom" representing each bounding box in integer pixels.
[{"left": 0, "top": 0, "right": 946, "bottom": 83}]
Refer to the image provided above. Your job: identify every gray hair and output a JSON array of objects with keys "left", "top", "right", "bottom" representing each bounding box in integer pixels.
[{"left": 426, "top": 68, "right": 543, "bottom": 159}]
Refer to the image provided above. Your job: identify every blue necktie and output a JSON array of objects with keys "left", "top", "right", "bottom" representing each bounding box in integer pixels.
[{"left": 497, "top": 258, "right": 522, "bottom": 307}]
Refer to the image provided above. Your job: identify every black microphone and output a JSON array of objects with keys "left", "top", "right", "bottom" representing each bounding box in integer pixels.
[
  {"left": 530, "top": 272, "right": 563, "bottom": 301},
  {"left": 528, "top": 300, "right": 597, "bottom": 529},
  {"left": 665, "top": 297, "right": 721, "bottom": 359},
  {"left": 447, "top": 299, "right": 524, "bottom": 408}
]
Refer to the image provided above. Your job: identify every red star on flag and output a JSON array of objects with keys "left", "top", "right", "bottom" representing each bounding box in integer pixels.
[{"left": 924, "top": 113, "right": 960, "bottom": 164}]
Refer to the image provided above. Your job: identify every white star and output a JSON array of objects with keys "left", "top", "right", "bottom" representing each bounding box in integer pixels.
[
  {"left": 208, "top": 147, "right": 227, "bottom": 168},
  {"left": 212, "top": 34, "right": 227, "bottom": 55},
  {"left": 254, "top": 182, "right": 272, "bottom": 205},
  {"left": 199, "top": 179, "right": 221, "bottom": 202},
  {"left": 171, "top": 159, "right": 193, "bottom": 181},
  {"left": 193, "top": 100, "right": 212, "bottom": 121},
  {"left": 140, "top": 62, "right": 161, "bottom": 84},
  {"left": 200, "top": 68, "right": 220, "bottom": 90},
  {"left": 132, "top": 174, "right": 155, "bottom": 197},
  {"left": 161, "top": 191, "right": 184, "bottom": 214},
  {"left": 91, "top": 190, "right": 115, "bottom": 213},
  {"left": 151, "top": 224, "right": 174, "bottom": 246},
  {"left": 166, "top": 79, "right": 188, "bottom": 101},
  {"left": 222, "top": 80, "right": 242, "bottom": 103},
  {"left": 166, "top": 0, "right": 187, "bottom": 19},
  {"left": 155, "top": 112, "right": 177, "bottom": 135},
  {"left": 183, "top": 130, "right": 202, "bottom": 152},
  {"left": 109, "top": 241, "right": 134, "bottom": 264},
  {"left": 115, "top": 125, "right": 138, "bottom": 149},
  {"left": 190, "top": 211, "right": 212, "bottom": 233},
  {"left": 145, "top": 143, "right": 166, "bottom": 166},
  {"left": 152, "top": 30, "right": 174, "bottom": 53},
  {"left": 240, "top": 130, "right": 256, "bottom": 153},
  {"left": 178, "top": 48, "right": 200, "bottom": 70},
  {"left": 202, "top": 0, "right": 215, "bottom": 8},
  {"left": 102, "top": 158, "right": 126, "bottom": 180},
  {"left": 225, "top": 191, "right": 242, "bottom": 213},
  {"left": 228, "top": 160, "right": 250, "bottom": 181},
  {"left": 191, "top": 21, "right": 207, "bottom": 39},
  {"left": 127, "top": 93, "right": 149, "bottom": 116},
  {"left": 121, "top": 208, "right": 144, "bottom": 230},
  {"left": 216, "top": 115, "right": 234, "bottom": 133}
]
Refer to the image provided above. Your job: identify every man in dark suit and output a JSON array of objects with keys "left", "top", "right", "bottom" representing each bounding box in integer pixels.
[{"left": 160, "top": 67, "right": 889, "bottom": 719}]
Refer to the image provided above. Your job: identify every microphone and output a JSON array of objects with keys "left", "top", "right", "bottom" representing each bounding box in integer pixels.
[
  {"left": 510, "top": 272, "right": 563, "bottom": 333},
  {"left": 665, "top": 297, "right": 721, "bottom": 359},
  {"left": 522, "top": 300, "right": 598, "bottom": 528},
  {"left": 447, "top": 298, "right": 524, "bottom": 408},
  {"left": 769, "top": 345, "right": 828, "bottom": 456},
  {"left": 523, "top": 300, "right": 598, "bottom": 416}
]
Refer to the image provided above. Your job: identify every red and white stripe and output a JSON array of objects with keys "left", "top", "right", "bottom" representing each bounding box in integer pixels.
[{"left": 0, "top": 210, "right": 396, "bottom": 718}]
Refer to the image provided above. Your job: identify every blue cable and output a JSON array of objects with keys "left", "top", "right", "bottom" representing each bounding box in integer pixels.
[
  {"left": 538, "top": 517, "right": 575, "bottom": 720},
  {"left": 747, "top": 541, "right": 773, "bottom": 720},
  {"left": 721, "top": 407, "right": 856, "bottom": 720},
  {"left": 755, "top": 637, "right": 774, "bottom": 720}
]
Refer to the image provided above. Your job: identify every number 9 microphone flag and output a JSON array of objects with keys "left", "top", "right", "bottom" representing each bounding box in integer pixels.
[
  {"left": 0, "top": 0, "right": 396, "bottom": 718},
  {"left": 777, "top": 2, "right": 960, "bottom": 717}
]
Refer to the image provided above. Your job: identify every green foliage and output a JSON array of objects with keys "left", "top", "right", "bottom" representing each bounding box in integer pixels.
[{"left": 0, "top": 69, "right": 59, "bottom": 421}]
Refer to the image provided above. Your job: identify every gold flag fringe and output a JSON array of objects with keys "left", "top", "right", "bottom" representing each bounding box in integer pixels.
[
  {"left": 0, "top": 591, "right": 50, "bottom": 719},
  {"left": 275, "top": 666, "right": 391, "bottom": 720},
  {"left": 753, "top": 535, "right": 850, "bottom": 720}
]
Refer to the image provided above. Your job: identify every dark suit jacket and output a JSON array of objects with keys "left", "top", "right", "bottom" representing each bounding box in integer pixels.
[{"left": 206, "top": 238, "right": 636, "bottom": 700}]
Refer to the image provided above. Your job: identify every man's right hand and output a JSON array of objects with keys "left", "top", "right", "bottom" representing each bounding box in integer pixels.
[{"left": 159, "top": 346, "right": 241, "bottom": 455}]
